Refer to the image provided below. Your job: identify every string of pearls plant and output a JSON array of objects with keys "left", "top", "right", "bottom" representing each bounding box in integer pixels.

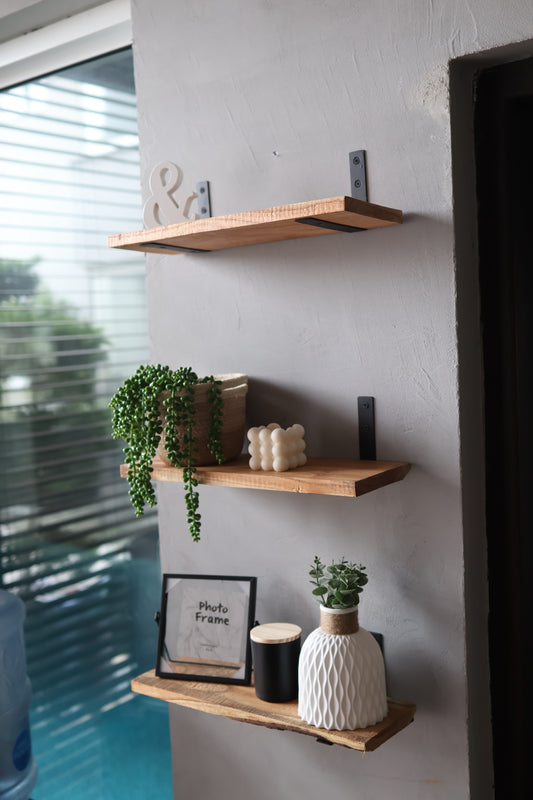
[{"left": 110, "top": 365, "right": 224, "bottom": 542}]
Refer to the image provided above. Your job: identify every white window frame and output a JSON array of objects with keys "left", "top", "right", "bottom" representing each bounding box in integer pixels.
[{"left": 0, "top": 0, "right": 131, "bottom": 90}]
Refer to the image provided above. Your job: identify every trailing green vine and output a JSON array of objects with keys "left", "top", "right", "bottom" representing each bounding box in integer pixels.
[{"left": 109, "top": 365, "right": 224, "bottom": 542}]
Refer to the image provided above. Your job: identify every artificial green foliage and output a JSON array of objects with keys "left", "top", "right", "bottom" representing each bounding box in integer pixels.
[
  {"left": 109, "top": 364, "right": 224, "bottom": 542},
  {"left": 309, "top": 556, "right": 368, "bottom": 609}
]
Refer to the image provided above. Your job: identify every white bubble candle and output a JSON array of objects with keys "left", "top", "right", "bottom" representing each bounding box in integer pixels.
[{"left": 247, "top": 423, "right": 307, "bottom": 472}]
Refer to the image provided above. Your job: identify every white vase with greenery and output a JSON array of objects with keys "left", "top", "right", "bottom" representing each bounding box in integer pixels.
[{"left": 298, "top": 557, "right": 388, "bottom": 731}]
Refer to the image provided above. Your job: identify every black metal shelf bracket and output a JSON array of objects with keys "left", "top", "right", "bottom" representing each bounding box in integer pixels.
[
  {"left": 294, "top": 217, "right": 365, "bottom": 233},
  {"left": 138, "top": 242, "right": 211, "bottom": 254},
  {"left": 196, "top": 180, "right": 212, "bottom": 218},
  {"left": 350, "top": 150, "right": 368, "bottom": 201},
  {"left": 358, "top": 396, "right": 376, "bottom": 460},
  {"left": 295, "top": 149, "right": 368, "bottom": 234}
]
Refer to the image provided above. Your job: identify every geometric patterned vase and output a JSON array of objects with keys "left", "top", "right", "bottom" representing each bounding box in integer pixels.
[{"left": 298, "top": 606, "right": 388, "bottom": 730}]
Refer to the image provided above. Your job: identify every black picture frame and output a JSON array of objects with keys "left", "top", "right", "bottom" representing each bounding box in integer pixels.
[{"left": 156, "top": 573, "right": 257, "bottom": 685}]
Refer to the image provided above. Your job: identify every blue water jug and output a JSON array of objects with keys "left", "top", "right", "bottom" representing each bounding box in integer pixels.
[{"left": 0, "top": 590, "right": 37, "bottom": 800}]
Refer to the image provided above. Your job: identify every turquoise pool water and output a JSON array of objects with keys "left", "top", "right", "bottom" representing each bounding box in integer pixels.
[{"left": 25, "top": 551, "right": 173, "bottom": 799}]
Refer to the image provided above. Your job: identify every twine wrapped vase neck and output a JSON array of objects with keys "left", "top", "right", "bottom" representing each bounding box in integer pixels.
[{"left": 320, "top": 606, "right": 359, "bottom": 635}]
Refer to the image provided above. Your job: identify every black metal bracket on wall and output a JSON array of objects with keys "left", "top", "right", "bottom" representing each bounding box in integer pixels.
[
  {"left": 349, "top": 150, "right": 368, "bottom": 201},
  {"left": 138, "top": 179, "right": 212, "bottom": 253},
  {"left": 295, "top": 216, "right": 365, "bottom": 233},
  {"left": 196, "top": 180, "right": 211, "bottom": 218},
  {"left": 358, "top": 396, "right": 376, "bottom": 460},
  {"left": 295, "top": 149, "right": 369, "bottom": 233},
  {"left": 138, "top": 242, "right": 211, "bottom": 253}
]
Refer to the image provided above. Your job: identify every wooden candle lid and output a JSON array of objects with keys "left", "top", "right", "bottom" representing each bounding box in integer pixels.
[{"left": 250, "top": 623, "right": 302, "bottom": 644}]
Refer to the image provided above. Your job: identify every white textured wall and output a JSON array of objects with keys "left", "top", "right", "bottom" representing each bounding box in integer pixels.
[{"left": 128, "top": 2, "right": 533, "bottom": 798}]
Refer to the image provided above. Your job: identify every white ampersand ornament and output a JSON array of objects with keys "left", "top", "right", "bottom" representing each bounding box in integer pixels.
[{"left": 143, "top": 161, "right": 185, "bottom": 227}]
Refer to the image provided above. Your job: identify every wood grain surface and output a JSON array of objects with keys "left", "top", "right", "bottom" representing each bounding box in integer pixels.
[
  {"left": 131, "top": 670, "right": 415, "bottom": 752},
  {"left": 108, "top": 196, "right": 402, "bottom": 254},
  {"left": 119, "top": 455, "right": 410, "bottom": 497}
]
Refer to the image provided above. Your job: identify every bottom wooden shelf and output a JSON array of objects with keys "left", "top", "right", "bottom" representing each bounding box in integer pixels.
[{"left": 131, "top": 670, "right": 415, "bottom": 752}]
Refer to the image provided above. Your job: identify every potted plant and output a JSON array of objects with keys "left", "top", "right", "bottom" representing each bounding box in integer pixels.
[
  {"left": 298, "top": 556, "right": 388, "bottom": 730},
  {"left": 109, "top": 365, "right": 247, "bottom": 542},
  {"left": 308, "top": 555, "right": 368, "bottom": 609}
]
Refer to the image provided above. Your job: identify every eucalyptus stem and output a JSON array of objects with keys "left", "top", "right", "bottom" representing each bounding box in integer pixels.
[{"left": 309, "top": 556, "right": 368, "bottom": 609}]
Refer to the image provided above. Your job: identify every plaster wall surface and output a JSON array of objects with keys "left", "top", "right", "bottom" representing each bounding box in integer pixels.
[{"left": 125, "top": 2, "right": 533, "bottom": 799}]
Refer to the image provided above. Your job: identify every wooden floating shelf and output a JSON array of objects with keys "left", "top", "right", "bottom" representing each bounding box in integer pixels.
[
  {"left": 108, "top": 195, "right": 402, "bottom": 254},
  {"left": 120, "top": 455, "right": 410, "bottom": 497},
  {"left": 132, "top": 670, "right": 415, "bottom": 752}
]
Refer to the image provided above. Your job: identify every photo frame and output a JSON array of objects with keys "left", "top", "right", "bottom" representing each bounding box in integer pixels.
[{"left": 156, "top": 574, "right": 257, "bottom": 685}]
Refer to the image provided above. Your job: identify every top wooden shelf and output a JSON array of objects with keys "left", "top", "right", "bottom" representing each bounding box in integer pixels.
[{"left": 108, "top": 195, "right": 402, "bottom": 254}]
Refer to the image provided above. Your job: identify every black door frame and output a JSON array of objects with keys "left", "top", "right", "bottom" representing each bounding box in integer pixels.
[{"left": 473, "top": 56, "right": 533, "bottom": 799}]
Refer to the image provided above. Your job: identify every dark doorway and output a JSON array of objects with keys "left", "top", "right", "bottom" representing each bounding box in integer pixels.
[{"left": 474, "top": 57, "right": 533, "bottom": 799}]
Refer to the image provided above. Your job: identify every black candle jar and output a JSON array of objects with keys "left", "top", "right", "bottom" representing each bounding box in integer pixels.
[{"left": 250, "top": 623, "right": 301, "bottom": 702}]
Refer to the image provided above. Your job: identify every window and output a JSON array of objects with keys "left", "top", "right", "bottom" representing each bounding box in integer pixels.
[{"left": 0, "top": 49, "right": 172, "bottom": 799}]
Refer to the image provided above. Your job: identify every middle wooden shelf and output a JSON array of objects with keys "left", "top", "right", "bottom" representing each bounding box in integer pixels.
[{"left": 120, "top": 455, "right": 410, "bottom": 497}]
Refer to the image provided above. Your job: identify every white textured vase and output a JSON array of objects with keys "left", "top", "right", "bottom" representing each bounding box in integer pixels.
[{"left": 298, "top": 606, "right": 388, "bottom": 730}]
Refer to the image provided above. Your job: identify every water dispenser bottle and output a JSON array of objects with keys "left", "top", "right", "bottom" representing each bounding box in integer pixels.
[{"left": 0, "top": 590, "right": 37, "bottom": 800}]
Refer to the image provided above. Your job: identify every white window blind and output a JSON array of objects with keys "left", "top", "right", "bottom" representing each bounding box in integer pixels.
[{"left": 0, "top": 49, "right": 169, "bottom": 799}]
